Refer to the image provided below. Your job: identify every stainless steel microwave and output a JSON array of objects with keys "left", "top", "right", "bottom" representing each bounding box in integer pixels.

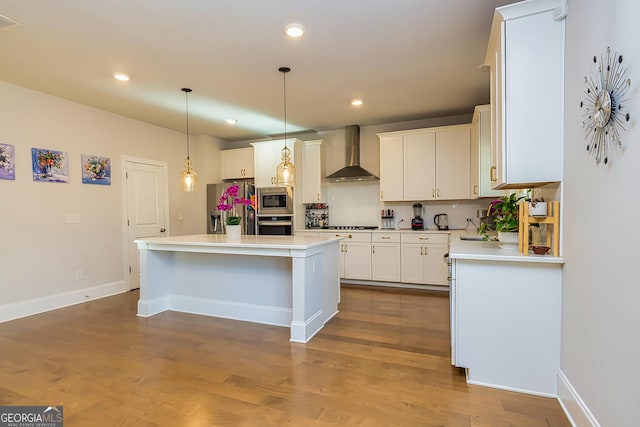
[{"left": 257, "top": 187, "right": 293, "bottom": 215}]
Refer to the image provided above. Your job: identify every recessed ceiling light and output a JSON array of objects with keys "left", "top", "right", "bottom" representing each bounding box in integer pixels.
[
  {"left": 284, "top": 23, "right": 305, "bottom": 38},
  {"left": 350, "top": 98, "right": 364, "bottom": 107},
  {"left": 225, "top": 118, "right": 238, "bottom": 125},
  {"left": 113, "top": 72, "right": 132, "bottom": 81}
]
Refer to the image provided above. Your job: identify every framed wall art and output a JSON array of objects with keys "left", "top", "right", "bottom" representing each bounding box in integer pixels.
[
  {"left": 0, "top": 143, "right": 15, "bottom": 180},
  {"left": 31, "top": 148, "right": 69, "bottom": 183},
  {"left": 81, "top": 154, "right": 111, "bottom": 185}
]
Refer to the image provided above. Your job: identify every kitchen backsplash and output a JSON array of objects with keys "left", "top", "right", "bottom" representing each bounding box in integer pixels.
[{"left": 322, "top": 181, "right": 492, "bottom": 231}]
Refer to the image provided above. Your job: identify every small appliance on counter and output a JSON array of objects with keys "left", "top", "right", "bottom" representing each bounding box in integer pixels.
[
  {"left": 381, "top": 208, "right": 395, "bottom": 230},
  {"left": 411, "top": 203, "right": 424, "bottom": 230},
  {"left": 305, "top": 203, "right": 329, "bottom": 229},
  {"left": 434, "top": 213, "right": 449, "bottom": 230}
]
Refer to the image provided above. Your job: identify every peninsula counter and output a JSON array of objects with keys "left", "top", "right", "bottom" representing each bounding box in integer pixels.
[{"left": 135, "top": 234, "right": 341, "bottom": 343}]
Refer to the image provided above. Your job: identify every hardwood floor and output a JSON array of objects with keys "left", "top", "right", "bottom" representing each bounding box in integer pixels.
[{"left": 0, "top": 285, "right": 570, "bottom": 426}]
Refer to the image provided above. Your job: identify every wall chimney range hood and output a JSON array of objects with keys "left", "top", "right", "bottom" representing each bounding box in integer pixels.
[{"left": 324, "top": 125, "right": 379, "bottom": 182}]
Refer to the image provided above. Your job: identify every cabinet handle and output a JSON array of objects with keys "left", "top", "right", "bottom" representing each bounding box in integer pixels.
[
  {"left": 432, "top": 189, "right": 435, "bottom": 198},
  {"left": 490, "top": 166, "right": 497, "bottom": 182},
  {"left": 420, "top": 247, "right": 423, "bottom": 255},
  {"left": 473, "top": 185, "right": 478, "bottom": 195},
  {"left": 335, "top": 234, "right": 341, "bottom": 238},
  {"left": 372, "top": 245, "right": 375, "bottom": 254},
  {"left": 348, "top": 234, "right": 352, "bottom": 239},
  {"left": 344, "top": 245, "right": 348, "bottom": 253},
  {"left": 419, "top": 237, "right": 429, "bottom": 240},
  {"left": 317, "top": 193, "right": 320, "bottom": 201},
  {"left": 424, "top": 247, "right": 428, "bottom": 256},
  {"left": 380, "top": 191, "right": 384, "bottom": 199},
  {"left": 381, "top": 236, "right": 390, "bottom": 239},
  {"left": 437, "top": 189, "right": 440, "bottom": 198}
]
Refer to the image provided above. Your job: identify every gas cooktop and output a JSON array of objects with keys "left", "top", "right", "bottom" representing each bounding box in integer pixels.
[{"left": 321, "top": 225, "right": 379, "bottom": 230}]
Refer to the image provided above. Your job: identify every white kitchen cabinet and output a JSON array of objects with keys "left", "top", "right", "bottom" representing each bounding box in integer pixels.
[
  {"left": 400, "top": 233, "right": 449, "bottom": 286},
  {"left": 378, "top": 135, "right": 404, "bottom": 201},
  {"left": 485, "top": 0, "right": 565, "bottom": 189},
  {"left": 471, "top": 105, "right": 507, "bottom": 198},
  {"left": 371, "top": 233, "right": 400, "bottom": 282},
  {"left": 403, "top": 133, "right": 436, "bottom": 200},
  {"left": 378, "top": 125, "right": 471, "bottom": 202},
  {"left": 435, "top": 127, "right": 471, "bottom": 200},
  {"left": 250, "top": 139, "right": 297, "bottom": 188},
  {"left": 318, "top": 231, "right": 371, "bottom": 280},
  {"left": 296, "top": 140, "right": 326, "bottom": 203},
  {"left": 451, "top": 257, "right": 561, "bottom": 395},
  {"left": 220, "top": 147, "right": 254, "bottom": 180}
]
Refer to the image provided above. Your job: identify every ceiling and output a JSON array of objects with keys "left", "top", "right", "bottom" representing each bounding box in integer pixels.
[{"left": 0, "top": 0, "right": 517, "bottom": 142}]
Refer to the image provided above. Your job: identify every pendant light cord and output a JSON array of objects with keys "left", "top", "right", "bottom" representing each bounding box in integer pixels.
[
  {"left": 278, "top": 67, "right": 290, "bottom": 151},
  {"left": 182, "top": 87, "right": 192, "bottom": 161},
  {"left": 283, "top": 70, "right": 287, "bottom": 146}
]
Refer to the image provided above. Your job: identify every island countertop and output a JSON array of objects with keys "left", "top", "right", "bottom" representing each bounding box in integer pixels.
[{"left": 135, "top": 233, "right": 343, "bottom": 256}]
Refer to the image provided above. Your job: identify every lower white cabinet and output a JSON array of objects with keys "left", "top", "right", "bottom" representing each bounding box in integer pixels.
[
  {"left": 400, "top": 233, "right": 449, "bottom": 286},
  {"left": 371, "top": 233, "right": 401, "bottom": 282},
  {"left": 451, "top": 257, "right": 561, "bottom": 395},
  {"left": 320, "top": 231, "right": 372, "bottom": 280},
  {"left": 309, "top": 230, "right": 449, "bottom": 286}
]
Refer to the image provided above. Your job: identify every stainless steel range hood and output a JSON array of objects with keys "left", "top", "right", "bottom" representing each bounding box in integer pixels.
[{"left": 324, "top": 125, "right": 379, "bottom": 182}]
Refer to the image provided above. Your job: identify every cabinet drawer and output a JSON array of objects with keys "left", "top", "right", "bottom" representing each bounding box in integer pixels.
[
  {"left": 372, "top": 233, "right": 400, "bottom": 243},
  {"left": 318, "top": 231, "right": 372, "bottom": 243},
  {"left": 401, "top": 233, "right": 449, "bottom": 244}
]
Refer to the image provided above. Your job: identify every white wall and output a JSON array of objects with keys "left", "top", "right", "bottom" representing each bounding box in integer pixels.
[
  {"left": 0, "top": 82, "right": 222, "bottom": 320},
  {"left": 561, "top": 1, "right": 640, "bottom": 425}
]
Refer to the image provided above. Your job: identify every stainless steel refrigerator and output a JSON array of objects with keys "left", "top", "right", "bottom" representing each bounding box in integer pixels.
[{"left": 206, "top": 181, "right": 256, "bottom": 235}]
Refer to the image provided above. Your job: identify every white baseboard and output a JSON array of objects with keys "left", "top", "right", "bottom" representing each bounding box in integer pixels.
[
  {"left": 0, "top": 281, "right": 128, "bottom": 323},
  {"left": 558, "top": 370, "right": 601, "bottom": 427},
  {"left": 169, "top": 295, "right": 292, "bottom": 327},
  {"left": 341, "top": 279, "right": 449, "bottom": 292}
]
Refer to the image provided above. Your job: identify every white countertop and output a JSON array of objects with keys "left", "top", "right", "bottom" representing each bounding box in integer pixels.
[
  {"left": 449, "top": 232, "right": 564, "bottom": 264},
  {"left": 136, "top": 233, "right": 342, "bottom": 251},
  {"left": 299, "top": 228, "right": 455, "bottom": 234}
]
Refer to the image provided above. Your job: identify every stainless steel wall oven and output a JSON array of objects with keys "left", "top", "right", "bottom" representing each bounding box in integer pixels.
[{"left": 257, "top": 215, "right": 293, "bottom": 236}]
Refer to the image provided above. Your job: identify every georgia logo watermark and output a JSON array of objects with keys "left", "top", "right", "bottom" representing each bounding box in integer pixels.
[{"left": 0, "top": 405, "right": 63, "bottom": 427}]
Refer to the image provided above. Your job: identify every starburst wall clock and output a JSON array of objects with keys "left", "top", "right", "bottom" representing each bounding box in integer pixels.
[{"left": 581, "top": 47, "right": 632, "bottom": 165}]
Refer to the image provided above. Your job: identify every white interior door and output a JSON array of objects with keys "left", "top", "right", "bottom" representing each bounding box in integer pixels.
[{"left": 125, "top": 159, "right": 168, "bottom": 290}]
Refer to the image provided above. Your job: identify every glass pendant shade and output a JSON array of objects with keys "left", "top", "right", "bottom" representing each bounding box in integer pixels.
[
  {"left": 276, "top": 145, "right": 295, "bottom": 186},
  {"left": 275, "top": 66, "right": 295, "bottom": 187},
  {"left": 182, "top": 157, "right": 198, "bottom": 192}
]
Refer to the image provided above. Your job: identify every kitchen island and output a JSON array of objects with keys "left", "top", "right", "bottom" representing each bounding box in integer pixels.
[
  {"left": 449, "top": 236, "right": 564, "bottom": 397},
  {"left": 135, "top": 234, "right": 341, "bottom": 343}
]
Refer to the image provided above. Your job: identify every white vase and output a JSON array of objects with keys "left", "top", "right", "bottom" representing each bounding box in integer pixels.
[
  {"left": 529, "top": 202, "right": 548, "bottom": 216},
  {"left": 497, "top": 231, "right": 519, "bottom": 245},
  {"left": 225, "top": 224, "right": 242, "bottom": 240}
]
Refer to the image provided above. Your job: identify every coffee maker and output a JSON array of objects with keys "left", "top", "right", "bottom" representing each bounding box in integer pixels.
[{"left": 411, "top": 203, "right": 424, "bottom": 230}]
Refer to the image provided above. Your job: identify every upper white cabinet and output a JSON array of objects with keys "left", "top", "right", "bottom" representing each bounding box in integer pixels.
[
  {"left": 220, "top": 147, "right": 254, "bottom": 180},
  {"left": 378, "top": 125, "right": 471, "bottom": 201},
  {"left": 471, "top": 105, "right": 507, "bottom": 198},
  {"left": 378, "top": 135, "right": 404, "bottom": 201},
  {"left": 250, "top": 139, "right": 297, "bottom": 188},
  {"left": 485, "top": 0, "right": 565, "bottom": 189},
  {"left": 295, "top": 140, "right": 326, "bottom": 203}
]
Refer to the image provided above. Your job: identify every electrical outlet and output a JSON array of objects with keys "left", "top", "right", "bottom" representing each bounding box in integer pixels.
[{"left": 75, "top": 270, "right": 84, "bottom": 280}]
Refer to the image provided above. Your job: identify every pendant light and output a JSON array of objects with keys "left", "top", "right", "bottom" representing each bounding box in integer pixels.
[
  {"left": 181, "top": 87, "right": 198, "bottom": 192},
  {"left": 275, "top": 66, "right": 296, "bottom": 187}
]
